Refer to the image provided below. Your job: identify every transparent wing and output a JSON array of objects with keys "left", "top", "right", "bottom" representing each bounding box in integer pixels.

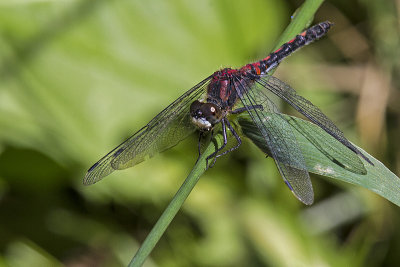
[
  {"left": 84, "top": 76, "right": 211, "bottom": 185},
  {"left": 255, "top": 74, "right": 373, "bottom": 165},
  {"left": 286, "top": 116, "right": 367, "bottom": 174},
  {"left": 233, "top": 75, "right": 314, "bottom": 205}
]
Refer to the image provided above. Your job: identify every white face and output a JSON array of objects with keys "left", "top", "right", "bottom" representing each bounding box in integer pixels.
[
  {"left": 191, "top": 117, "right": 212, "bottom": 131},
  {"left": 190, "top": 100, "right": 222, "bottom": 131}
]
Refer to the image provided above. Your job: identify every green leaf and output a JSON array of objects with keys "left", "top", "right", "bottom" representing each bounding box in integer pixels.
[
  {"left": 238, "top": 113, "right": 400, "bottom": 206},
  {"left": 128, "top": 1, "right": 330, "bottom": 265}
]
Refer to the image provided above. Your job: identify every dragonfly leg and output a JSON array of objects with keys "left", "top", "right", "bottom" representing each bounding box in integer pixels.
[
  {"left": 231, "top": 104, "right": 263, "bottom": 114},
  {"left": 207, "top": 119, "right": 228, "bottom": 168},
  {"left": 197, "top": 131, "right": 203, "bottom": 157},
  {"left": 206, "top": 118, "right": 243, "bottom": 168},
  {"left": 214, "top": 118, "right": 242, "bottom": 159},
  {"left": 195, "top": 131, "right": 204, "bottom": 165},
  {"left": 205, "top": 129, "right": 215, "bottom": 167}
]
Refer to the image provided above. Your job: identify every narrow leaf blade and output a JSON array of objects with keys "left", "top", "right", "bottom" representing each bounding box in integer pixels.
[{"left": 238, "top": 114, "right": 400, "bottom": 206}]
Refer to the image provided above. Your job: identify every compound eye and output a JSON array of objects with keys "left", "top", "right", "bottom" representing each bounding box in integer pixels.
[
  {"left": 190, "top": 100, "right": 203, "bottom": 117},
  {"left": 201, "top": 103, "right": 220, "bottom": 122},
  {"left": 190, "top": 100, "right": 221, "bottom": 124},
  {"left": 200, "top": 104, "right": 214, "bottom": 116},
  {"left": 209, "top": 106, "right": 216, "bottom": 115}
]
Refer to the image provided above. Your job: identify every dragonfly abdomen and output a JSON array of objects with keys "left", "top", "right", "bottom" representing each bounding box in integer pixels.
[{"left": 244, "top": 21, "right": 333, "bottom": 75}]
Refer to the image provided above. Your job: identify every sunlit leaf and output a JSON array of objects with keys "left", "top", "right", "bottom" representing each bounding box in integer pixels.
[{"left": 238, "top": 113, "right": 400, "bottom": 206}]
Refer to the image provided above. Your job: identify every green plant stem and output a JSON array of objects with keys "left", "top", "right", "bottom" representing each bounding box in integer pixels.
[
  {"left": 128, "top": 141, "right": 217, "bottom": 267},
  {"left": 128, "top": 1, "right": 325, "bottom": 265}
]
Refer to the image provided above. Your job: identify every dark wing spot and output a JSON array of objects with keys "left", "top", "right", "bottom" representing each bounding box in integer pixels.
[
  {"left": 284, "top": 180, "right": 294, "bottom": 191},
  {"left": 113, "top": 148, "right": 124, "bottom": 157},
  {"left": 87, "top": 162, "right": 99, "bottom": 172}
]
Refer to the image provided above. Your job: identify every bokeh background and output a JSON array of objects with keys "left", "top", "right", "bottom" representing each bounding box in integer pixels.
[{"left": 0, "top": 0, "right": 399, "bottom": 266}]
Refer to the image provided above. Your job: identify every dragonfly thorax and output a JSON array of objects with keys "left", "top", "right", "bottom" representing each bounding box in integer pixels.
[
  {"left": 190, "top": 100, "right": 222, "bottom": 131},
  {"left": 207, "top": 69, "right": 243, "bottom": 110}
]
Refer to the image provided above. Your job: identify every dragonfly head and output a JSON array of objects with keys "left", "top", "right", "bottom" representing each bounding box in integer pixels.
[{"left": 190, "top": 100, "right": 222, "bottom": 131}]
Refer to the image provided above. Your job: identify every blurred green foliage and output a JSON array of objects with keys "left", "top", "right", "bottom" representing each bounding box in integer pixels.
[{"left": 0, "top": 0, "right": 399, "bottom": 266}]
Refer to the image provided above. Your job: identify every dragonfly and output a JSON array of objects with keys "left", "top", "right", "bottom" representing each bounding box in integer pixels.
[{"left": 84, "top": 21, "right": 373, "bottom": 205}]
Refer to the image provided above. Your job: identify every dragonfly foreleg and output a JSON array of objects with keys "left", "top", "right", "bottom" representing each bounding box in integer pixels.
[
  {"left": 206, "top": 118, "right": 242, "bottom": 168},
  {"left": 213, "top": 118, "right": 242, "bottom": 159},
  {"left": 206, "top": 119, "right": 229, "bottom": 168},
  {"left": 195, "top": 131, "right": 204, "bottom": 165},
  {"left": 197, "top": 131, "right": 204, "bottom": 157}
]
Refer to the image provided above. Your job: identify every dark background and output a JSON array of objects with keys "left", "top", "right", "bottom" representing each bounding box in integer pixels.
[{"left": 0, "top": 0, "right": 399, "bottom": 266}]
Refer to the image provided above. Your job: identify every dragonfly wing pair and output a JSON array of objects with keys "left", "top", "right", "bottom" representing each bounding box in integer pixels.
[
  {"left": 256, "top": 75, "right": 373, "bottom": 165},
  {"left": 234, "top": 75, "right": 314, "bottom": 205},
  {"left": 235, "top": 73, "right": 372, "bottom": 204},
  {"left": 84, "top": 77, "right": 211, "bottom": 185}
]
